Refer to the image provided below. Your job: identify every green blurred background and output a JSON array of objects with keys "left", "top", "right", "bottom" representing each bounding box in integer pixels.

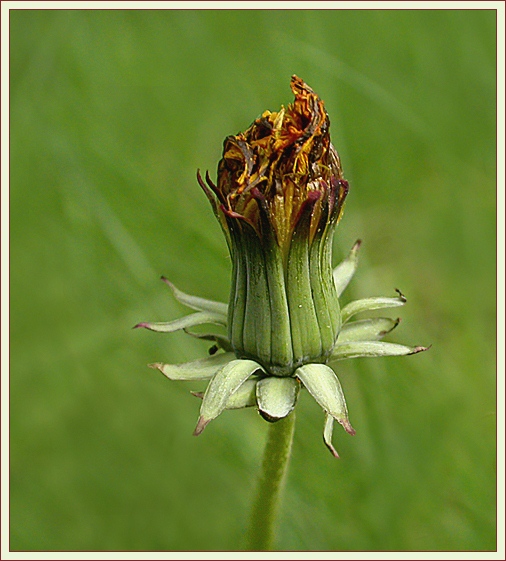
[{"left": 10, "top": 8, "right": 496, "bottom": 552}]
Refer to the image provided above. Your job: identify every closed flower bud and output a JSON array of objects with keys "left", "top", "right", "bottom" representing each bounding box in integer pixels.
[{"left": 199, "top": 76, "right": 349, "bottom": 376}]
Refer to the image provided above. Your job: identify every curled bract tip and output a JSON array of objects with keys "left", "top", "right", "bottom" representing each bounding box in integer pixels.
[{"left": 395, "top": 288, "right": 407, "bottom": 302}]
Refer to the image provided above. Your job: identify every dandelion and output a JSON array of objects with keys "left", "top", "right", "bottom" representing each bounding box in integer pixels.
[{"left": 135, "top": 75, "right": 427, "bottom": 549}]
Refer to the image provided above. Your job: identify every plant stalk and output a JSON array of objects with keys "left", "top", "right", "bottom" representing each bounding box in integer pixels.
[{"left": 247, "top": 411, "right": 296, "bottom": 551}]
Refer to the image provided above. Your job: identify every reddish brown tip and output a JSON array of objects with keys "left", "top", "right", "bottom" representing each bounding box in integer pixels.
[
  {"left": 341, "top": 419, "right": 356, "bottom": 436},
  {"left": 147, "top": 362, "right": 163, "bottom": 371},
  {"left": 160, "top": 276, "right": 174, "bottom": 288},
  {"left": 324, "top": 438, "right": 340, "bottom": 459},
  {"left": 410, "top": 345, "right": 431, "bottom": 355},
  {"left": 193, "top": 416, "right": 210, "bottom": 436}
]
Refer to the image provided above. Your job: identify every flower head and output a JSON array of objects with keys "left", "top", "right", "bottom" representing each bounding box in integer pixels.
[
  {"left": 197, "top": 76, "right": 350, "bottom": 378},
  {"left": 213, "top": 75, "right": 347, "bottom": 251},
  {"left": 136, "top": 76, "right": 428, "bottom": 457}
]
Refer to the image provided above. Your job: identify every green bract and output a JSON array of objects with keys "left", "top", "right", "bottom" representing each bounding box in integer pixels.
[{"left": 136, "top": 76, "right": 428, "bottom": 457}]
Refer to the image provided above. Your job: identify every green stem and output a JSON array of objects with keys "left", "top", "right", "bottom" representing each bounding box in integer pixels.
[{"left": 247, "top": 412, "right": 296, "bottom": 551}]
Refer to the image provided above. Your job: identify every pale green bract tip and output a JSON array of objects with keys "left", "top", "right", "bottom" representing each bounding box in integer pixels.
[{"left": 333, "top": 239, "right": 361, "bottom": 297}]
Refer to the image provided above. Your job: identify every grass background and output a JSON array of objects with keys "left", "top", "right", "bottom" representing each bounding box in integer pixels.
[{"left": 9, "top": 8, "right": 497, "bottom": 552}]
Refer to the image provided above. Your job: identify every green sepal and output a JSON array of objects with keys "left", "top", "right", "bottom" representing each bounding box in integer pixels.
[
  {"left": 310, "top": 196, "right": 341, "bottom": 360},
  {"left": 331, "top": 341, "right": 429, "bottom": 361},
  {"left": 194, "top": 359, "right": 264, "bottom": 435},
  {"left": 295, "top": 363, "right": 355, "bottom": 435},
  {"left": 241, "top": 223, "right": 272, "bottom": 366},
  {"left": 287, "top": 194, "right": 323, "bottom": 365},
  {"left": 341, "top": 290, "right": 406, "bottom": 324},
  {"left": 337, "top": 317, "right": 400, "bottom": 343},
  {"left": 226, "top": 215, "right": 248, "bottom": 359},
  {"left": 191, "top": 378, "right": 258, "bottom": 410},
  {"left": 253, "top": 190, "right": 294, "bottom": 374},
  {"left": 134, "top": 311, "right": 227, "bottom": 333},
  {"left": 256, "top": 377, "right": 300, "bottom": 422},
  {"left": 148, "top": 352, "right": 235, "bottom": 381},
  {"left": 333, "top": 240, "right": 361, "bottom": 297},
  {"left": 320, "top": 218, "right": 342, "bottom": 343},
  {"left": 161, "top": 277, "right": 228, "bottom": 318}
]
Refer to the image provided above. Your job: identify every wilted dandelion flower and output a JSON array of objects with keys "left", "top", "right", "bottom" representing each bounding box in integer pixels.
[{"left": 136, "top": 76, "right": 427, "bottom": 457}]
